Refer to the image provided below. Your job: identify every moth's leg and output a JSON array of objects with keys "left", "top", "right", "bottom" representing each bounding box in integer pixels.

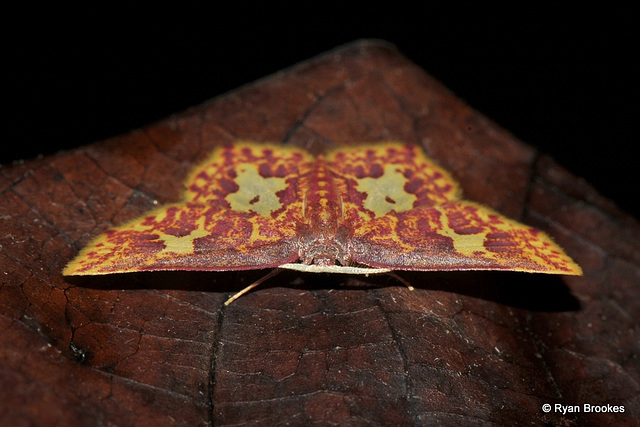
[{"left": 224, "top": 268, "right": 283, "bottom": 305}]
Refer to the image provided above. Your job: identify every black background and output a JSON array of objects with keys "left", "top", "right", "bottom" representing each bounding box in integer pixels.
[{"left": 5, "top": 6, "right": 638, "bottom": 219}]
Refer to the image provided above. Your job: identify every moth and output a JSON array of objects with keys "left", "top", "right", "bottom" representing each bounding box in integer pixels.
[{"left": 64, "top": 142, "right": 582, "bottom": 303}]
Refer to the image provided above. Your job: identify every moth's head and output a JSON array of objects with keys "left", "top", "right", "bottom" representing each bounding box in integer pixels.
[{"left": 297, "top": 232, "right": 351, "bottom": 267}]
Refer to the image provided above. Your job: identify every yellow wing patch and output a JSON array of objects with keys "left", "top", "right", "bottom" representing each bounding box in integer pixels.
[
  {"left": 357, "top": 164, "right": 417, "bottom": 217},
  {"left": 224, "top": 163, "right": 288, "bottom": 216},
  {"left": 157, "top": 216, "right": 211, "bottom": 255}
]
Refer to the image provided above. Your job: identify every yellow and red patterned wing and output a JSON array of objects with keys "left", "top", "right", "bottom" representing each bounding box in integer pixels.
[
  {"left": 327, "top": 143, "right": 582, "bottom": 275},
  {"left": 64, "top": 143, "right": 313, "bottom": 275}
]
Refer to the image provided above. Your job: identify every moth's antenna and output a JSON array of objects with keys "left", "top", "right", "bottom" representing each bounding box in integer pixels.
[
  {"left": 385, "top": 271, "right": 414, "bottom": 291},
  {"left": 224, "top": 269, "right": 284, "bottom": 305}
]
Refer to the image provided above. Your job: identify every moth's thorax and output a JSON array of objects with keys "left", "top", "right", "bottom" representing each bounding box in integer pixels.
[
  {"left": 303, "top": 156, "right": 343, "bottom": 228},
  {"left": 298, "top": 157, "right": 350, "bottom": 266}
]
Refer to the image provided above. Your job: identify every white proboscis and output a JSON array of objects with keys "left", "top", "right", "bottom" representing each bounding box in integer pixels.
[{"left": 278, "top": 263, "right": 391, "bottom": 274}]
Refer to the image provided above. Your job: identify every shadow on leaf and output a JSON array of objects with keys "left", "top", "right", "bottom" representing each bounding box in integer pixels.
[{"left": 66, "top": 268, "right": 580, "bottom": 313}]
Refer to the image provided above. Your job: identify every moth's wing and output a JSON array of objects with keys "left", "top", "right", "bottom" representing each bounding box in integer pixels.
[
  {"left": 349, "top": 201, "right": 582, "bottom": 274},
  {"left": 64, "top": 143, "right": 312, "bottom": 275},
  {"left": 327, "top": 142, "right": 461, "bottom": 215},
  {"left": 327, "top": 142, "right": 581, "bottom": 275},
  {"left": 63, "top": 204, "right": 303, "bottom": 274}
]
